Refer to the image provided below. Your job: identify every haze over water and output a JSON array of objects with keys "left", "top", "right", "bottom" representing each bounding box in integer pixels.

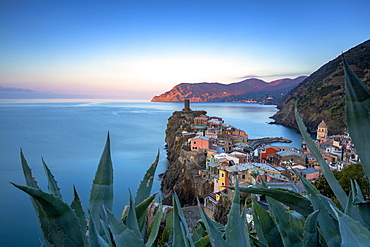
[{"left": 0, "top": 101, "right": 302, "bottom": 246}]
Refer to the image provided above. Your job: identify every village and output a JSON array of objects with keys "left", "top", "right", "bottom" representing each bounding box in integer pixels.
[{"left": 173, "top": 100, "right": 359, "bottom": 219}]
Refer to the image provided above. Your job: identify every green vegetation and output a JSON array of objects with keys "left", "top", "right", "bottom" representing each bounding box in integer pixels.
[
  {"left": 13, "top": 57, "right": 370, "bottom": 246},
  {"left": 315, "top": 163, "right": 370, "bottom": 205}
]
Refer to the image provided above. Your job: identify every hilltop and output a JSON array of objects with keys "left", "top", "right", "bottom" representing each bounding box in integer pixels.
[
  {"left": 271, "top": 39, "right": 370, "bottom": 134},
  {"left": 151, "top": 76, "right": 307, "bottom": 104}
]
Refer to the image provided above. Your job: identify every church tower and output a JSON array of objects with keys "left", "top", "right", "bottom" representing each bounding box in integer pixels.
[{"left": 317, "top": 120, "right": 328, "bottom": 140}]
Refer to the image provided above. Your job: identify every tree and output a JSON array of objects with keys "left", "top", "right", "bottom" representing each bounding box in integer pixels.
[{"left": 314, "top": 163, "right": 370, "bottom": 204}]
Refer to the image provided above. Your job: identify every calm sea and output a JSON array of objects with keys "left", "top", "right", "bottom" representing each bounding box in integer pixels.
[{"left": 0, "top": 100, "right": 302, "bottom": 246}]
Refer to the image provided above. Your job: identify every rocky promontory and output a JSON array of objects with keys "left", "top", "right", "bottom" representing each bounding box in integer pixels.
[
  {"left": 152, "top": 77, "right": 307, "bottom": 104},
  {"left": 160, "top": 109, "right": 213, "bottom": 206}
]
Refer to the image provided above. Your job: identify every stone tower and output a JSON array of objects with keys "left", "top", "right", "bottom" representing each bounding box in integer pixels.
[
  {"left": 317, "top": 120, "right": 328, "bottom": 140},
  {"left": 183, "top": 99, "right": 191, "bottom": 112}
]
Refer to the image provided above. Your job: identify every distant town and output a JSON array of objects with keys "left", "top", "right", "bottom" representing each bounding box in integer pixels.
[{"left": 167, "top": 100, "right": 359, "bottom": 220}]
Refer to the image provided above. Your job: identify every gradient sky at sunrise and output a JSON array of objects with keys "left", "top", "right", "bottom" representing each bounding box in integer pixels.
[{"left": 1, "top": 0, "right": 369, "bottom": 100}]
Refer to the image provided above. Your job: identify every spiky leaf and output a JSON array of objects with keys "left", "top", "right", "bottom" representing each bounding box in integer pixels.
[
  {"left": 88, "top": 211, "right": 109, "bottom": 247},
  {"left": 343, "top": 57, "right": 370, "bottom": 182},
  {"left": 146, "top": 202, "right": 164, "bottom": 247},
  {"left": 267, "top": 197, "right": 303, "bottom": 247},
  {"left": 198, "top": 201, "right": 230, "bottom": 247},
  {"left": 12, "top": 183, "right": 85, "bottom": 246},
  {"left": 302, "top": 210, "right": 319, "bottom": 247},
  {"left": 103, "top": 206, "right": 145, "bottom": 247},
  {"left": 19, "top": 151, "right": 52, "bottom": 246},
  {"left": 135, "top": 152, "right": 159, "bottom": 206},
  {"left": 172, "top": 192, "right": 194, "bottom": 247},
  {"left": 42, "top": 158, "right": 62, "bottom": 200},
  {"left": 295, "top": 102, "right": 348, "bottom": 209},
  {"left": 225, "top": 178, "right": 250, "bottom": 247},
  {"left": 298, "top": 174, "right": 341, "bottom": 247},
  {"left": 332, "top": 205, "right": 370, "bottom": 247},
  {"left": 238, "top": 187, "right": 313, "bottom": 217},
  {"left": 252, "top": 198, "right": 283, "bottom": 247},
  {"left": 70, "top": 186, "right": 88, "bottom": 245},
  {"left": 89, "top": 134, "right": 113, "bottom": 231},
  {"left": 126, "top": 191, "right": 143, "bottom": 240},
  {"left": 136, "top": 193, "right": 157, "bottom": 234}
]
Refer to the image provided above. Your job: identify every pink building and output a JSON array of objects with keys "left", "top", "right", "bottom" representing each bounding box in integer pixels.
[{"left": 191, "top": 136, "right": 212, "bottom": 152}]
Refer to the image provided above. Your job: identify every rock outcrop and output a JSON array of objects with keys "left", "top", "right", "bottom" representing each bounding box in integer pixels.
[
  {"left": 152, "top": 77, "right": 307, "bottom": 104},
  {"left": 161, "top": 110, "right": 213, "bottom": 206}
]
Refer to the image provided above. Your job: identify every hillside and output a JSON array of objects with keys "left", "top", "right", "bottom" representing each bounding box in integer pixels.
[
  {"left": 151, "top": 77, "right": 307, "bottom": 104},
  {"left": 271, "top": 39, "right": 370, "bottom": 135}
]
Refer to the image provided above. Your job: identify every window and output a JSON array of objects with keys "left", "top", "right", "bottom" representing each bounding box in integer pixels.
[
  {"left": 221, "top": 182, "right": 224, "bottom": 186},
  {"left": 221, "top": 173, "right": 224, "bottom": 177},
  {"left": 242, "top": 175, "right": 246, "bottom": 179},
  {"left": 193, "top": 141, "right": 197, "bottom": 144}
]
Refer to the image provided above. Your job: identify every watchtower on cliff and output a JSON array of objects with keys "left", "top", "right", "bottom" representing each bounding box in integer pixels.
[{"left": 182, "top": 99, "right": 192, "bottom": 112}]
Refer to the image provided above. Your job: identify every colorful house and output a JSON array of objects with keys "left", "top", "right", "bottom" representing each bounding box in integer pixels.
[{"left": 190, "top": 136, "right": 210, "bottom": 152}]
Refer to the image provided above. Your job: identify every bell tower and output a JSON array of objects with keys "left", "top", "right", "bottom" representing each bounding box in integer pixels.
[{"left": 317, "top": 120, "right": 328, "bottom": 140}]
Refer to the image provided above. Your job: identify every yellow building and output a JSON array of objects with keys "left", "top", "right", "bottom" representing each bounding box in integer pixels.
[
  {"left": 219, "top": 169, "right": 229, "bottom": 190},
  {"left": 317, "top": 120, "right": 328, "bottom": 140}
]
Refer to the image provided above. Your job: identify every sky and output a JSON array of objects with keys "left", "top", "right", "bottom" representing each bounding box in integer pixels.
[{"left": 1, "top": 0, "right": 369, "bottom": 100}]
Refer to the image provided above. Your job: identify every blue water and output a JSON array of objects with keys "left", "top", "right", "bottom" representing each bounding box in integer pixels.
[{"left": 0, "top": 101, "right": 301, "bottom": 246}]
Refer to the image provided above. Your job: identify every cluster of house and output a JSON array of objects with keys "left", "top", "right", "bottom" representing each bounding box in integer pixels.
[{"left": 178, "top": 101, "right": 358, "bottom": 217}]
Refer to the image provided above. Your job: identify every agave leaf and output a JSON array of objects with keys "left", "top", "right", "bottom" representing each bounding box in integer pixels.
[
  {"left": 89, "top": 133, "right": 114, "bottom": 231},
  {"left": 249, "top": 235, "right": 268, "bottom": 247},
  {"left": 194, "top": 236, "right": 210, "bottom": 247},
  {"left": 351, "top": 179, "right": 366, "bottom": 204},
  {"left": 225, "top": 178, "right": 250, "bottom": 247},
  {"left": 103, "top": 206, "right": 145, "bottom": 247},
  {"left": 172, "top": 192, "right": 195, "bottom": 247},
  {"left": 70, "top": 186, "right": 88, "bottom": 244},
  {"left": 238, "top": 187, "right": 313, "bottom": 217},
  {"left": 135, "top": 152, "right": 160, "bottom": 206},
  {"left": 343, "top": 57, "right": 370, "bottom": 182},
  {"left": 298, "top": 173, "right": 341, "bottom": 247},
  {"left": 146, "top": 201, "right": 164, "bottom": 247},
  {"left": 42, "top": 158, "right": 62, "bottom": 200},
  {"left": 294, "top": 102, "right": 348, "bottom": 209},
  {"left": 88, "top": 211, "right": 109, "bottom": 247},
  {"left": 11, "top": 183, "right": 85, "bottom": 246},
  {"left": 191, "top": 221, "right": 208, "bottom": 242},
  {"left": 198, "top": 201, "right": 230, "bottom": 247},
  {"left": 302, "top": 210, "right": 319, "bottom": 247},
  {"left": 135, "top": 193, "right": 157, "bottom": 234},
  {"left": 127, "top": 191, "right": 143, "bottom": 240},
  {"left": 19, "top": 151, "right": 53, "bottom": 247},
  {"left": 160, "top": 209, "right": 173, "bottom": 244},
  {"left": 20, "top": 149, "right": 40, "bottom": 189},
  {"left": 332, "top": 204, "right": 370, "bottom": 247},
  {"left": 267, "top": 197, "right": 303, "bottom": 247}
]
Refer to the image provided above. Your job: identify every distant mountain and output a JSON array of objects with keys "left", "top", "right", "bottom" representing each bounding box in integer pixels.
[
  {"left": 271, "top": 39, "right": 370, "bottom": 135},
  {"left": 151, "top": 76, "right": 307, "bottom": 103}
]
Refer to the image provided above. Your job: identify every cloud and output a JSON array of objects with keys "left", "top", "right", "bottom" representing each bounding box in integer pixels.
[
  {"left": 238, "top": 72, "right": 309, "bottom": 80},
  {"left": 0, "top": 85, "right": 33, "bottom": 92},
  {"left": 240, "top": 75, "right": 259, "bottom": 78}
]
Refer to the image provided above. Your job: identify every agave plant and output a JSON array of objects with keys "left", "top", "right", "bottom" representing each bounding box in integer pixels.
[{"left": 12, "top": 134, "right": 164, "bottom": 246}]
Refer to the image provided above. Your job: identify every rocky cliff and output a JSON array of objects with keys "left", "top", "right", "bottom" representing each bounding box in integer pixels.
[
  {"left": 272, "top": 39, "right": 370, "bottom": 135},
  {"left": 152, "top": 77, "right": 307, "bottom": 104},
  {"left": 161, "top": 110, "right": 213, "bottom": 206}
]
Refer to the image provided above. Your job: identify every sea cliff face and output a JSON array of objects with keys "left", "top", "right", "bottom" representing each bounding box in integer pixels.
[
  {"left": 152, "top": 77, "right": 307, "bottom": 104},
  {"left": 161, "top": 110, "right": 213, "bottom": 206},
  {"left": 272, "top": 39, "right": 370, "bottom": 134}
]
